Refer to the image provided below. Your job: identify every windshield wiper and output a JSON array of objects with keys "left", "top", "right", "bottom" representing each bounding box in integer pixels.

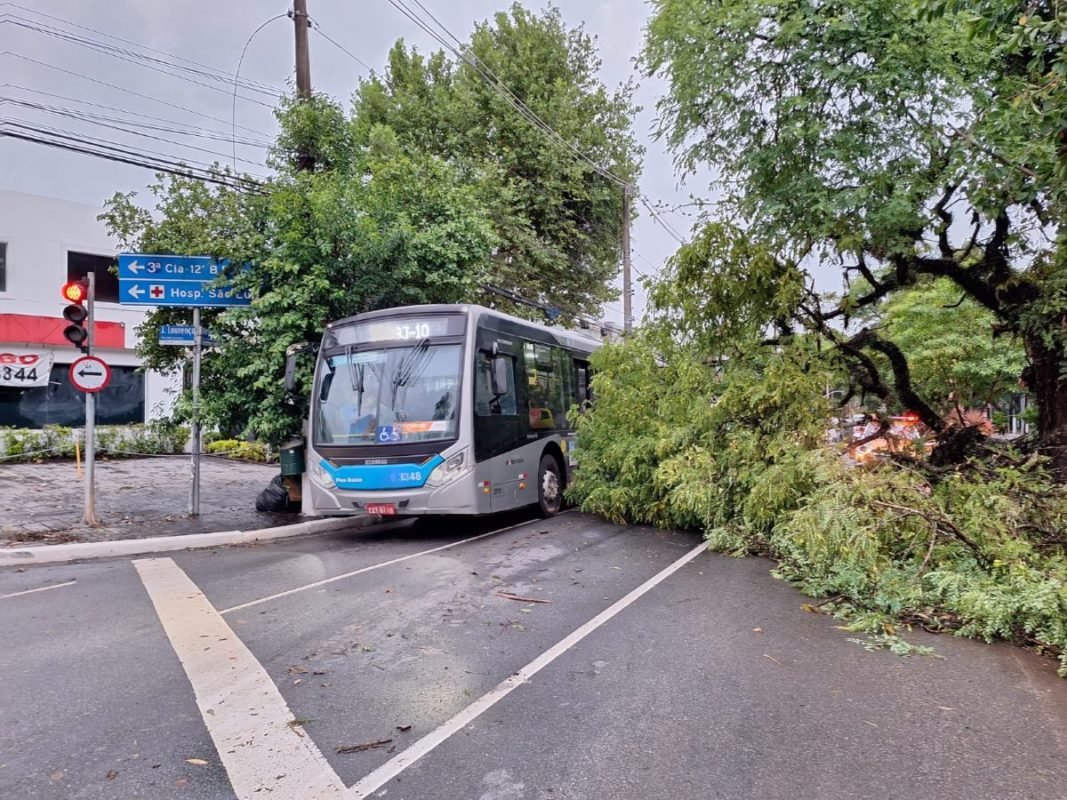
[{"left": 393, "top": 338, "right": 431, "bottom": 389}]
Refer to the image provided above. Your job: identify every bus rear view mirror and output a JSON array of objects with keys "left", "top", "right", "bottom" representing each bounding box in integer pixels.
[
  {"left": 491, "top": 355, "right": 510, "bottom": 396},
  {"left": 284, "top": 342, "right": 314, "bottom": 395}
]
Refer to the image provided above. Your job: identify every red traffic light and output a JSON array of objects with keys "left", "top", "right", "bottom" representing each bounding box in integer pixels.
[{"left": 62, "top": 280, "right": 89, "bottom": 304}]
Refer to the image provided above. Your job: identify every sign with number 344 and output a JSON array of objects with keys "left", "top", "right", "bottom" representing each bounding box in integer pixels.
[{"left": 0, "top": 352, "right": 53, "bottom": 388}]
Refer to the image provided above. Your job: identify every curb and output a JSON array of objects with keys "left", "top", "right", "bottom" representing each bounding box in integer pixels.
[{"left": 0, "top": 516, "right": 379, "bottom": 568}]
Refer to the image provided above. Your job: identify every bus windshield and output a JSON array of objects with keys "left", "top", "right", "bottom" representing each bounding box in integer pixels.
[{"left": 315, "top": 342, "right": 462, "bottom": 446}]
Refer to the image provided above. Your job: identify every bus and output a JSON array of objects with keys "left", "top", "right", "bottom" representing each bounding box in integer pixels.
[{"left": 287, "top": 304, "right": 601, "bottom": 519}]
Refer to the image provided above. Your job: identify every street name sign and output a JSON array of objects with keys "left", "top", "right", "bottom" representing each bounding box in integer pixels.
[
  {"left": 159, "top": 324, "right": 217, "bottom": 347},
  {"left": 69, "top": 355, "right": 112, "bottom": 393},
  {"left": 118, "top": 254, "right": 252, "bottom": 308}
]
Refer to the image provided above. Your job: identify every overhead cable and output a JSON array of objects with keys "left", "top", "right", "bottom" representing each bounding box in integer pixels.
[
  {"left": 8, "top": 53, "right": 272, "bottom": 138},
  {"left": 1, "top": 3, "right": 282, "bottom": 94}
]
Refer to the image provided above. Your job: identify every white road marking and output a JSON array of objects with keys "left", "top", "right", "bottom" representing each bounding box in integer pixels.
[
  {"left": 220, "top": 516, "right": 550, "bottom": 615},
  {"left": 0, "top": 579, "right": 77, "bottom": 600},
  {"left": 134, "top": 557, "right": 347, "bottom": 799},
  {"left": 346, "top": 540, "right": 708, "bottom": 799}
]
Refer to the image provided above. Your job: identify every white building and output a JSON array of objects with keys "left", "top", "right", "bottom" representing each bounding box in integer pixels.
[{"left": 0, "top": 190, "right": 180, "bottom": 428}]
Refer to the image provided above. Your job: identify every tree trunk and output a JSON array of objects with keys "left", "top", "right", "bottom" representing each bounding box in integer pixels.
[{"left": 1024, "top": 330, "right": 1067, "bottom": 480}]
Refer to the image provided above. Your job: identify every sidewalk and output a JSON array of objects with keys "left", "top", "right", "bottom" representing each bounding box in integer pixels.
[{"left": 0, "top": 456, "right": 294, "bottom": 545}]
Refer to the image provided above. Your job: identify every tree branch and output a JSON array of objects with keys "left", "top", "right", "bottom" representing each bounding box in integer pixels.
[
  {"left": 932, "top": 183, "right": 958, "bottom": 259},
  {"left": 849, "top": 328, "right": 945, "bottom": 432}
]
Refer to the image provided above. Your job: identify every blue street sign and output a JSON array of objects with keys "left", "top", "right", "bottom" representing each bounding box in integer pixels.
[
  {"left": 159, "top": 324, "right": 217, "bottom": 347},
  {"left": 118, "top": 253, "right": 252, "bottom": 308},
  {"left": 120, "top": 279, "right": 252, "bottom": 307},
  {"left": 118, "top": 254, "right": 232, "bottom": 281}
]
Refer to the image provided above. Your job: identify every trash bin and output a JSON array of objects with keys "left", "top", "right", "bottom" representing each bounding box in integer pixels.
[{"left": 279, "top": 439, "right": 306, "bottom": 476}]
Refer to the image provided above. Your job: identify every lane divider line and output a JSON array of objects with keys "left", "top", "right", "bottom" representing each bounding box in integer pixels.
[
  {"left": 0, "top": 579, "right": 77, "bottom": 600},
  {"left": 346, "top": 540, "right": 708, "bottom": 799},
  {"left": 219, "top": 516, "right": 549, "bottom": 615},
  {"left": 134, "top": 557, "right": 347, "bottom": 799}
]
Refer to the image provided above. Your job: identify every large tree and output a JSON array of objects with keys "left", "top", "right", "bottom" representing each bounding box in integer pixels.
[
  {"left": 103, "top": 97, "right": 498, "bottom": 443},
  {"left": 353, "top": 4, "right": 641, "bottom": 318},
  {"left": 643, "top": 0, "right": 1067, "bottom": 473}
]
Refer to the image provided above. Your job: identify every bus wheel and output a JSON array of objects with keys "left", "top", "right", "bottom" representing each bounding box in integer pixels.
[{"left": 537, "top": 454, "right": 562, "bottom": 518}]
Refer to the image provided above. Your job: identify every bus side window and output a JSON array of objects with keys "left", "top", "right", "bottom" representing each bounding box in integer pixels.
[
  {"left": 476, "top": 351, "right": 517, "bottom": 416},
  {"left": 575, "top": 362, "right": 590, "bottom": 405}
]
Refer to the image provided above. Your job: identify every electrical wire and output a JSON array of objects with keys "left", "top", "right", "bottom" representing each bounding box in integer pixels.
[
  {"left": 8, "top": 53, "right": 273, "bottom": 138},
  {"left": 2, "top": 119, "right": 269, "bottom": 183},
  {"left": 1, "top": 127, "right": 265, "bottom": 192},
  {"left": 232, "top": 12, "right": 289, "bottom": 171},
  {"left": 4, "top": 16, "right": 277, "bottom": 107},
  {"left": 3, "top": 90, "right": 273, "bottom": 147},
  {"left": 308, "top": 19, "right": 374, "bottom": 73},
  {"left": 1, "top": 3, "right": 282, "bottom": 94},
  {"left": 7, "top": 100, "right": 270, "bottom": 167}
]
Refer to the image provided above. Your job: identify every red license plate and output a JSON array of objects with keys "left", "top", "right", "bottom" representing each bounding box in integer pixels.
[{"left": 365, "top": 503, "right": 396, "bottom": 516}]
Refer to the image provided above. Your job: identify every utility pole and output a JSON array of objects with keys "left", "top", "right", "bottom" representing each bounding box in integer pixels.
[
  {"left": 622, "top": 185, "right": 633, "bottom": 334},
  {"left": 293, "top": 0, "right": 312, "bottom": 98},
  {"left": 190, "top": 308, "right": 202, "bottom": 516},
  {"left": 82, "top": 270, "right": 98, "bottom": 526}
]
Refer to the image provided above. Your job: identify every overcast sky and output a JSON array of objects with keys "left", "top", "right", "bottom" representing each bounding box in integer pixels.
[{"left": 1, "top": 0, "right": 714, "bottom": 325}]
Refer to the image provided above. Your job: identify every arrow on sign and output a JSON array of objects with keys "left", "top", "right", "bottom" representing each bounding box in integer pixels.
[
  {"left": 127, "top": 285, "right": 144, "bottom": 299},
  {"left": 127, "top": 260, "right": 143, "bottom": 274},
  {"left": 78, "top": 366, "right": 104, "bottom": 378}
]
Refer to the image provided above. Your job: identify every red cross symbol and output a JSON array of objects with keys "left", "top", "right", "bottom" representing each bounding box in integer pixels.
[{"left": 150, "top": 285, "right": 165, "bottom": 298}]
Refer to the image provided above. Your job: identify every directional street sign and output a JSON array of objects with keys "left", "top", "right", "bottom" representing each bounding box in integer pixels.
[
  {"left": 159, "top": 324, "right": 217, "bottom": 347},
  {"left": 121, "top": 281, "right": 252, "bottom": 307},
  {"left": 69, "top": 355, "right": 112, "bottom": 393},
  {"left": 118, "top": 253, "right": 252, "bottom": 308}
]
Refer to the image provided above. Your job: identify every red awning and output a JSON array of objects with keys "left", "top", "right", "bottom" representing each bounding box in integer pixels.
[{"left": 0, "top": 314, "right": 127, "bottom": 349}]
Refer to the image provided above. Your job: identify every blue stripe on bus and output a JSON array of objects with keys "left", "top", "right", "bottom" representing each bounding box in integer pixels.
[{"left": 320, "top": 455, "right": 444, "bottom": 490}]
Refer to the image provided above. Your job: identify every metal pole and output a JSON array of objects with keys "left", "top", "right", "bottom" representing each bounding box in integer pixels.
[
  {"left": 190, "top": 308, "right": 202, "bottom": 516},
  {"left": 622, "top": 185, "right": 633, "bottom": 334},
  {"left": 293, "top": 0, "right": 312, "bottom": 99},
  {"left": 82, "top": 270, "right": 98, "bottom": 526}
]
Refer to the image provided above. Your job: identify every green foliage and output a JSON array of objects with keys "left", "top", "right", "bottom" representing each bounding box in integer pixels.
[
  {"left": 102, "top": 99, "right": 498, "bottom": 444},
  {"left": 570, "top": 326, "right": 1067, "bottom": 675},
  {"left": 205, "top": 439, "right": 272, "bottom": 462},
  {"left": 0, "top": 422, "right": 187, "bottom": 462},
  {"left": 643, "top": 0, "right": 1067, "bottom": 467},
  {"left": 879, "top": 278, "right": 1027, "bottom": 410},
  {"left": 1, "top": 426, "right": 76, "bottom": 460},
  {"left": 101, "top": 6, "right": 639, "bottom": 445},
  {"left": 353, "top": 4, "right": 641, "bottom": 318}
]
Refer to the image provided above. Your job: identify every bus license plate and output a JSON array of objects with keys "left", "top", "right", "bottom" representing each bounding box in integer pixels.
[{"left": 366, "top": 503, "right": 396, "bottom": 516}]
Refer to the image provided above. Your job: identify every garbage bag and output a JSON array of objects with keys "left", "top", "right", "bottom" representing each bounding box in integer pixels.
[{"left": 256, "top": 475, "right": 298, "bottom": 512}]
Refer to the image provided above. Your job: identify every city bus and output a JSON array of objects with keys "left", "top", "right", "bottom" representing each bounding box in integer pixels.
[{"left": 288, "top": 304, "right": 601, "bottom": 519}]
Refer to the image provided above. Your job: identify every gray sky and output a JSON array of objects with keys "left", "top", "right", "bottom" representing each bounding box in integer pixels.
[{"left": 1, "top": 0, "right": 711, "bottom": 324}]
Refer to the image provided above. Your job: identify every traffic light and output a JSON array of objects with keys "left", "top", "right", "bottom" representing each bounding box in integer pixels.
[{"left": 61, "top": 279, "right": 90, "bottom": 352}]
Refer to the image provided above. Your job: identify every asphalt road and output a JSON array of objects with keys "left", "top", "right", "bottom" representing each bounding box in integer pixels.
[{"left": 1, "top": 511, "right": 1063, "bottom": 800}]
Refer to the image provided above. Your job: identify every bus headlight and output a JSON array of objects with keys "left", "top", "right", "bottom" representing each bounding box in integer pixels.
[
  {"left": 310, "top": 460, "right": 335, "bottom": 489},
  {"left": 425, "top": 449, "right": 470, "bottom": 488}
]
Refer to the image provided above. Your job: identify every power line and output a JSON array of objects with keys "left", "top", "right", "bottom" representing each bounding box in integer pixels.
[
  {"left": 637, "top": 196, "right": 686, "bottom": 245},
  {"left": 2, "top": 118, "right": 268, "bottom": 181},
  {"left": 1, "top": 3, "right": 282, "bottom": 94},
  {"left": 1, "top": 124, "right": 265, "bottom": 192},
  {"left": 3, "top": 16, "right": 278, "bottom": 106},
  {"left": 232, "top": 13, "right": 289, "bottom": 171},
  {"left": 309, "top": 19, "right": 374, "bottom": 72},
  {"left": 7, "top": 100, "right": 270, "bottom": 168},
  {"left": 3, "top": 87, "right": 273, "bottom": 147},
  {"left": 8, "top": 53, "right": 273, "bottom": 138}
]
